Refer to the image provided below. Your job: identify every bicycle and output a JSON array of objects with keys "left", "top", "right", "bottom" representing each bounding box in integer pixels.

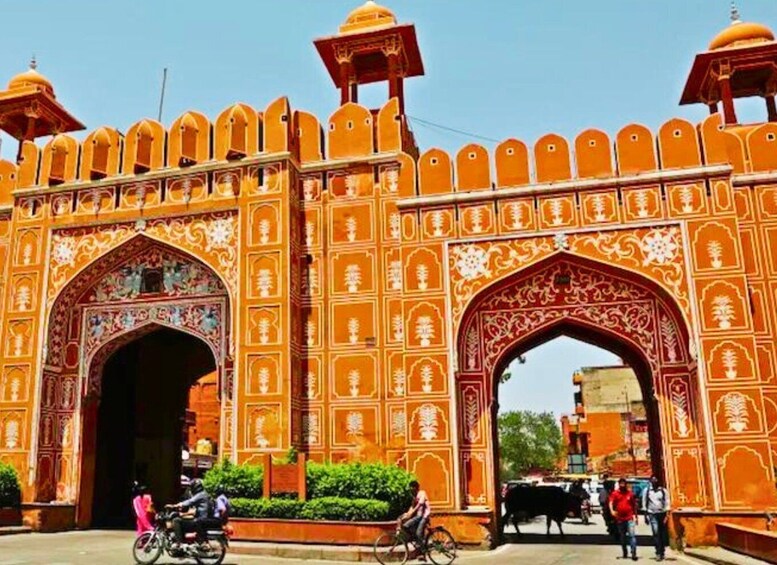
[{"left": 373, "top": 521, "right": 457, "bottom": 565}]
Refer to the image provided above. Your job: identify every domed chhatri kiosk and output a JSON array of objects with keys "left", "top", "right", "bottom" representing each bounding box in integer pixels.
[{"left": 1, "top": 0, "right": 777, "bottom": 547}]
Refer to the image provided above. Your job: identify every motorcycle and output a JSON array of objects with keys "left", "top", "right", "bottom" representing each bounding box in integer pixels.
[{"left": 132, "top": 508, "right": 229, "bottom": 565}]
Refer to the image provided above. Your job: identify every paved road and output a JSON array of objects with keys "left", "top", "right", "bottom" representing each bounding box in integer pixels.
[{"left": 0, "top": 515, "right": 706, "bottom": 564}]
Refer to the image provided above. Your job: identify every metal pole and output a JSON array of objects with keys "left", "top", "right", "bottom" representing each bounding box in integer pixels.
[{"left": 157, "top": 68, "right": 168, "bottom": 123}]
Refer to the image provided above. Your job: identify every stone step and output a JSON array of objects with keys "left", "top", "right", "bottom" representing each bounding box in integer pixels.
[{"left": 684, "top": 547, "right": 770, "bottom": 565}]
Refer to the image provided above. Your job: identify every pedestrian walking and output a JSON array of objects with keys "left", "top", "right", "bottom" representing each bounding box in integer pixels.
[
  {"left": 642, "top": 475, "right": 670, "bottom": 561},
  {"left": 609, "top": 477, "right": 638, "bottom": 560}
]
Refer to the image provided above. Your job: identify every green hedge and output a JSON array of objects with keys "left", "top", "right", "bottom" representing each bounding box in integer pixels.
[
  {"left": 0, "top": 463, "right": 21, "bottom": 508},
  {"left": 232, "top": 496, "right": 390, "bottom": 521},
  {"left": 300, "top": 497, "right": 391, "bottom": 521},
  {"left": 204, "top": 460, "right": 414, "bottom": 519},
  {"left": 203, "top": 460, "right": 263, "bottom": 498},
  {"left": 306, "top": 462, "right": 414, "bottom": 518}
]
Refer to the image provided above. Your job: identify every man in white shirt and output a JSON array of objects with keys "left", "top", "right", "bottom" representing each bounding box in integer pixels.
[{"left": 642, "top": 475, "right": 671, "bottom": 561}]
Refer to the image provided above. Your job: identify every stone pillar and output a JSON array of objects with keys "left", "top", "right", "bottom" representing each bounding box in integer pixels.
[
  {"left": 718, "top": 75, "right": 738, "bottom": 125},
  {"left": 765, "top": 94, "right": 777, "bottom": 123}
]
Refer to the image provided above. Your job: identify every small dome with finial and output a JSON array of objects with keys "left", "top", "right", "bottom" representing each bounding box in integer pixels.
[
  {"left": 709, "top": 3, "right": 774, "bottom": 50},
  {"left": 339, "top": 1, "right": 397, "bottom": 34},
  {"left": 7, "top": 56, "right": 56, "bottom": 96}
]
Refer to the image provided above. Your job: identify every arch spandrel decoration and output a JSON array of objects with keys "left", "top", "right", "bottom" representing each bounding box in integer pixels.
[
  {"left": 454, "top": 252, "right": 709, "bottom": 513},
  {"left": 448, "top": 225, "right": 691, "bottom": 333},
  {"left": 45, "top": 213, "right": 238, "bottom": 367}
]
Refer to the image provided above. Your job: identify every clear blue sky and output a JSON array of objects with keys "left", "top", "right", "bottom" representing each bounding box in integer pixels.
[{"left": 0, "top": 1, "right": 770, "bottom": 415}]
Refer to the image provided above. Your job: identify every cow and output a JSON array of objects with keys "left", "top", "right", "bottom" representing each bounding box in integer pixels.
[{"left": 502, "top": 484, "right": 579, "bottom": 536}]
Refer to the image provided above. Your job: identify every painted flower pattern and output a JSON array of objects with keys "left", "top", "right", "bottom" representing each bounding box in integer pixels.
[{"left": 641, "top": 229, "right": 678, "bottom": 266}]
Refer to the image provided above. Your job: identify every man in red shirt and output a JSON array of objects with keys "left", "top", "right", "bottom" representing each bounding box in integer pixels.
[{"left": 609, "top": 478, "right": 638, "bottom": 560}]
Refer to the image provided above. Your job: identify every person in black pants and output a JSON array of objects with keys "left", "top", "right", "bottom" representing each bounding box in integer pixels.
[{"left": 169, "top": 479, "right": 211, "bottom": 547}]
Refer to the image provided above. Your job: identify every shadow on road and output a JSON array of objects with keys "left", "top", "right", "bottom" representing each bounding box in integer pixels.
[{"left": 502, "top": 532, "right": 654, "bottom": 546}]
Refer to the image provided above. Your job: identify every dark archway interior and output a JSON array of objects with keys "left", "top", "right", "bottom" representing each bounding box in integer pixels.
[{"left": 91, "top": 327, "right": 216, "bottom": 528}]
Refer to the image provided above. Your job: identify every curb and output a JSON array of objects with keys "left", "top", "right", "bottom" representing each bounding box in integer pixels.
[
  {"left": 231, "top": 542, "right": 490, "bottom": 563},
  {"left": 682, "top": 547, "right": 767, "bottom": 565},
  {"left": 0, "top": 526, "right": 32, "bottom": 536}
]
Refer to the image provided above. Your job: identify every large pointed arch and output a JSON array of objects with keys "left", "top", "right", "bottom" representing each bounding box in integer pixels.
[
  {"left": 33, "top": 235, "right": 231, "bottom": 513},
  {"left": 453, "top": 251, "right": 711, "bottom": 536}
]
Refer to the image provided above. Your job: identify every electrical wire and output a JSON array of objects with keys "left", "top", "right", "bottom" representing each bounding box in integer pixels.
[{"left": 406, "top": 115, "right": 502, "bottom": 144}]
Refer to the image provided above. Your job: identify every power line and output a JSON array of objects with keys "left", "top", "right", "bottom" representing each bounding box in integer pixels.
[{"left": 406, "top": 115, "right": 502, "bottom": 144}]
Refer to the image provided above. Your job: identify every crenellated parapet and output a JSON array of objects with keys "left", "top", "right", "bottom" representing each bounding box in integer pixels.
[
  {"left": 0, "top": 96, "right": 417, "bottom": 197},
  {"left": 417, "top": 114, "right": 777, "bottom": 196},
  {"left": 1, "top": 107, "right": 774, "bottom": 206}
]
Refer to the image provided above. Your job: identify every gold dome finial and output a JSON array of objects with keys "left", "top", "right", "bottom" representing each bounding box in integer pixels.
[
  {"left": 29, "top": 55, "right": 37, "bottom": 70},
  {"left": 730, "top": 2, "right": 741, "bottom": 24}
]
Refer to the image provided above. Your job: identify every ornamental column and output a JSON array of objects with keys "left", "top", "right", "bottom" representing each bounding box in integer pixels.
[{"left": 718, "top": 74, "right": 738, "bottom": 125}]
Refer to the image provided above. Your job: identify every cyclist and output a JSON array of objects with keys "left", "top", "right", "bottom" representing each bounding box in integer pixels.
[{"left": 398, "top": 480, "right": 431, "bottom": 548}]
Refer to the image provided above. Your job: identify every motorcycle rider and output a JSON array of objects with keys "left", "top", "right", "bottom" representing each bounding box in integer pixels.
[{"left": 169, "top": 478, "right": 212, "bottom": 549}]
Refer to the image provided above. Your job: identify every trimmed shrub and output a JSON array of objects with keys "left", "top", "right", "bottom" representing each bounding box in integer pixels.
[
  {"left": 231, "top": 498, "right": 304, "bottom": 519},
  {"left": 231, "top": 497, "right": 390, "bottom": 522},
  {"left": 306, "top": 462, "right": 414, "bottom": 518},
  {"left": 203, "top": 460, "right": 263, "bottom": 499},
  {"left": 299, "top": 497, "right": 390, "bottom": 522},
  {"left": 0, "top": 463, "right": 21, "bottom": 508}
]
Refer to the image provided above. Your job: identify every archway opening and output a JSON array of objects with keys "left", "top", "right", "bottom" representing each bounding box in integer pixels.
[
  {"left": 89, "top": 327, "right": 217, "bottom": 528},
  {"left": 496, "top": 330, "right": 659, "bottom": 544}
]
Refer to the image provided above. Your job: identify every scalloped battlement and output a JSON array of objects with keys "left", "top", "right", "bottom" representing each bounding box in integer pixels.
[{"left": 0, "top": 98, "right": 775, "bottom": 201}]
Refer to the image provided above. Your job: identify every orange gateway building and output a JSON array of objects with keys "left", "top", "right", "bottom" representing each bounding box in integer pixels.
[{"left": 1, "top": 0, "right": 777, "bottom": 545}]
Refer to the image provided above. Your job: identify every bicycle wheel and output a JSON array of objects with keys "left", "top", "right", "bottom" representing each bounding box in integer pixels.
[
  {"left": 195, "top": 537, "right": 227, "bottom": 565},
  {"left": 373, "top": 531, "right": 409, "bottom": 565},
  {"left": 426, "top": 527, "right": 457, "bottom": 565},
  {"left": 132, "top": 532, "right": 163, "bottom": 565}
]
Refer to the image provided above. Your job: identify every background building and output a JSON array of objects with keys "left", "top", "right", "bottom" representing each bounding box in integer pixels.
[{"left": 561, "top": 366, "right": 651, "bottom": 476}]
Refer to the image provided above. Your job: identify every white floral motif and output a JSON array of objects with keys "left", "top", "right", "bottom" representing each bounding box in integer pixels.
[
  {"left": 417, "top": 404, "right": 439, "bottom": 441},
  {"left": 258, "top": 219, "right": 271, "bottom": 245},
  {"left": 305, "top": 372, "right": 316, "bottom": 399},
  {"left": 416, "top": 263, "right": 429, "bottom": 291},
  {"left": 634, "top": 190, "right": 649, "bottom": 218},
  {"left": 469, "top": 207, "right": 484, "bottom": 233},
  {"left": 592, "top": 194, "right": 606, "bottom": 222},
  {"left": 465, "top": 327, "right": 479, "bottom": 370},
  {"left": 254, "top": 415, "right": 269, "bottom": 448},
  {"left": 393, "top": 369, "right": 406, "bottom": 396},
  {"left": 52, "top": 239, "right": 76, "bottom": 265},
  {"left": 707, "top": 240, "right": 723, "bottom": 269},
  {"left": 348, "top": 369, "right": 361, "bottom": 397},
  {"left": 391, "top": 410, "right": 406, "bottom": 438},
  {"left": 671, "top": 384, "right": 690, "bottom": 438},
  {"left": 305, "top": 320, "right": 316, "bottom": 347},
  {"left": 415, "top": 316, "right": 435, "bottom": 347},
  {"left": 205, "top": 218, "right": 234, "bottom": 250},
  {"left": 550, "top": 199, "right": 564, "bottom": 225},
  {"left": 4, "top": 419, "right": 19, "bottom": 449},
  {"left": 553, "top": 233, "right": 569, "bottom": 250},
  {"left": 347, "top": 317, "right": 360, "bottom": 344},
  {"left": 722, "top": 348, "right": 738, "bottom": 379},
  {"left": 346, "top": 411, "right": 364, "bottom": 440},
  {"left": 420, "top": 364, "right": 434, "bottom": 393},
  {"left": 256, "top": 269, "right": 273, "bottom": 297},
  {"left": 258, "top": 367, "right": 270, "bottom": 394},
  {"left": 385, "top": 168, "right": 399, "bottom": 193},
  {"left": 641, "top": 229, "right": 678, "bottom": 266},
  {"left": 659, "top": 316, "right": 678, "bottom": 363},
  {"left": 508, "top": 202, "right": 524, "bottom": 230},
  {"left": 344, "top": 264, "right": 362, "bottom": 293},
  {"left": 722, "top": 392, "right": 749, "bottom": 432},
  {"left": 431, "top": 211, "right": 445, "bottom": 237},
  {"left": 679, "top": 186, "right": 694, "bottom": 213},
  {"left": 453, "top": 245, "right": 491, "bottom": 281},
  {"left": 712, "top": 295, "right": 735, "bottom": 329},
  {"left": 388, "top": 261, "right": 403, "bottom": 291},
  {"left": 302, "top": 413, "right": 319, "bottom": 445},
  {"left": 392, "top": 314, "right": 404, "bottom": 342},
  {"left": 463, "top": 391, "right": 480, "bottom": 442},
  {"left": 345, "top": 216, "right": 358, "bottom": 242},
  {"left": 390, "top": 213, "right": 401, "bottom": 240}
]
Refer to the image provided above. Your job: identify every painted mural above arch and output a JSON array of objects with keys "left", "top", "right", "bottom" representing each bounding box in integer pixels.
[{"left": 447, "top": 225, "right": 692, "bottom": 334}]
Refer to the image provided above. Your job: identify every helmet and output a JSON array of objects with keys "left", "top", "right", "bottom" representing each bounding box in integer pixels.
[{"left": 190, "top": 478, "right": 204, "bottom": 494}]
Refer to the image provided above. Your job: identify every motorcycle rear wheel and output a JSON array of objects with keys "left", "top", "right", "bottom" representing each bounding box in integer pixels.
[
  {"left": 132, "top": 532, "right": 163, "bottom": 565},
  {"left": 194, "top": 537, "right": 227, "bottom": 565}
]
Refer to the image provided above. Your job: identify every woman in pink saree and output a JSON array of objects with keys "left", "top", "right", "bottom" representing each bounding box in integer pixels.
[{"left": 132, "top": 484, "right": 155, "bottom": 535}]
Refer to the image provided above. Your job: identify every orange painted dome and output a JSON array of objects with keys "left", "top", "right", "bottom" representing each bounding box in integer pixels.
[
  {"left": 339, "top": 1, "right": 397, "bottom": 34},
  {"left": 7, "top": 58, "right": 55, "bottom": 96},
  {"left": 709, "top": 20, "right": 775, "bottom": 50}
]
